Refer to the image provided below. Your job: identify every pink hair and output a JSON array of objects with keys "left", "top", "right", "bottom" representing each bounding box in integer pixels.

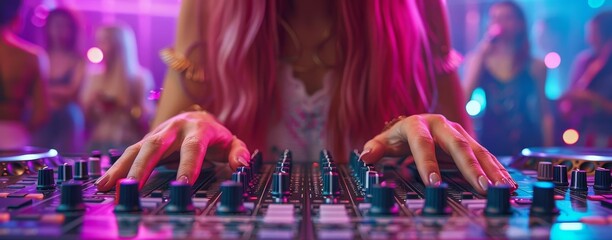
[{"left": 202, "top": 0, "right": 435, "bottom": 161}]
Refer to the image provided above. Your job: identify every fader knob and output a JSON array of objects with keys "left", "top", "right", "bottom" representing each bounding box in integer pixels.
[
  {"left": 322, "top": 171, "right": 340, "bottom": 196},
  {"left": 37, "top": 168, "right": 55, "bottom": 190},
  {"left": 57, "top": 164, "right": 73, "bottom": 183},
  {"left": 537, "top": 162, "right": 553, "bottom": 181},
  {"left": 114, "top": 179, "right": 142, "bottom": 213},
  {"left": 364, "top": 171, "right": 380, "bottom": 198},
  {"left": 217, "top": 181, "right": 247, "bottom": 215},
  {"left": 90, "top": 150, "right": 102, "bottom": 159},
  {"left": 594, "top": 168, "right": 611, "bottom": 190},
  {"left": 88, "top": 157, "right": 102, "bottom": 178},
  {"left": 370, "top": 182, "right": 398, "bottom": 216},
  {"left": 232, "top": 171, "right": 249, "bottom": 195},
  {"left": 56, "top": 181, "right": 85, "bottom": 212},
  {"left": 570, "top": 170, "right": 588, "bottom": 191},
  {"left": 271, "top": 172, "right": 290, "bottom": 197},
  {"left": 238, "top": 166, "right": 252, "bottom": 181},
  {"left": 530, "top": 181, "right": 558, "bottom": 215},
  {"left": 74, "top": 160, "right": 89, "bottom": 180},
  {"left": 553, "top": 165, "right": 569, "bottom": 186},
  {"left": 165, "top": 181, "right": 195, "bottom": 214},
  {"left": 109, "top": 149, "right": 122, "bottom": 165},
  {"left": 423, "top": 183, "right": 451, "bottom": 216},
  {"left": 485, "top": 184, "right": 512, "bottom": 216}
]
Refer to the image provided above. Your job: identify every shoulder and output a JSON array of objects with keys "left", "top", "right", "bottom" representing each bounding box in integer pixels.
[{"left": 7, "top": 37, "right": 46, "bottom": 62}]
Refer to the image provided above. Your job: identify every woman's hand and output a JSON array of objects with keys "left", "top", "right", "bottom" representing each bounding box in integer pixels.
[
  {"left": 360, "top": 114, "right": 517, "bottom": 194},
  {"left": 95, "top": 111, "right": 251, "bottom": 191}
]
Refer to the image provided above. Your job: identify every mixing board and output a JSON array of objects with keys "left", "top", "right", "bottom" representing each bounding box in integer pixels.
[{"left": 0, "top": 147, "right": 611, "bottom": 239}]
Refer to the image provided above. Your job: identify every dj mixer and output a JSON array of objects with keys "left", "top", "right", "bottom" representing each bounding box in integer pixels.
[{"left": 0, "top": 147, "right": 611, "bottom": 239}]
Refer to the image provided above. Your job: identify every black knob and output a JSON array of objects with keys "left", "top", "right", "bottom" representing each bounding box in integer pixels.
[
  {"left": 90, "top": 150, "right": 102, "bottom": 159},
  {"left": 217, "top": 181, "right": 247, "bottom": 215},
  {"left": 165, "top": 181, "right": 195, "bottom": 214},
  {"left": 88, "top": 157, "right": 102, "bottom": 178},
  {"left": 485, "top": 184, "right": 512, "bottom": 216},
  {"left": 114, "top": 179, "right": 142, "bottom": 213},
  {"left": 238, "top": 166, "right": 252, "bottom": 182},
  {"left": 553, "top": 165, "right": 569, "bottom": 186},
  {"left": 594, "top": 168, "right": 611, "bottom": 190},
  {"left": 37, "top": 168, "right": 55, "bottom": 190},
  {"left": 271, "top": 172, "right": 290, "bottom": 197},
  {"left": 537, "top": 162, "right": 553, "bottom": 181},
  {"left": 365, "top": 171, "right": 380, "bottom": 199},
  {"left": 56, "top": 181, "right": 85, "bottom": 212},
  {"left": 570, "top": 170, "right": 588, "bottom": 191},
  {"left": 108, "top": 149, "right": 122, "bottom": 165},
  {"left": 74, "top": 160, "right": 89, "bottom": 180},
  {"left": 57, "top": 164, "right": 73, "bottom": 183},
  {"left": 322, "top": 171, "right": 340, "bottom": 196},
  {"left": 369, "top": 182, "right": 398, "bottom": 216},
  {"left": 232, "top": 171, "right": 249, "bottom": 195},
  {"left": 530, "top": 181, "right": 559, "bottom": 215},
  {"left": 423, "top": 183, "right": 451, "bottom": 216}
]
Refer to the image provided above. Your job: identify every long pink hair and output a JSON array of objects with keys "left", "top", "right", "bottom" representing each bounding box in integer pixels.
[{"left": 202, "top": 0, "right": 436, "bottom": 161}]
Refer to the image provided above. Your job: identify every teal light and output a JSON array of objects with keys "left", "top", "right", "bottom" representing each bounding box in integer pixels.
[
  {"left": 588, "top": 0, "right": 606, "bottom": 8},
  {"left": 545, "top": 69, "right": 563, "bottom": 100},
  {"left": 467, "top": 87, "right": 486, "bottom": 117}
]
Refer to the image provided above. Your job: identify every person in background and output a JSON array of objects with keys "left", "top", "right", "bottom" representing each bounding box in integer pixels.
[
  {"left": 0, "top": 0, "right": 49, "bottom": 149},
  {"left": 561, "top": 10, "right": 612, "bottom": 147},
  {"left": 32, "top": 8, "right": 85, "bottom": 153},
  {"left": 96, "top": 0, "right": 517, "bottom": 195},
  {"left": 463, "top": 1, "right": 553, "bottom": 156},
  {"left": 80, "top": 24, "right": 154, "bottom": 152}
]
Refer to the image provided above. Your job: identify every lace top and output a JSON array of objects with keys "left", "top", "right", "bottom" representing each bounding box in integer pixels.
[{"left": 265, "top": 64, "right": 334, "bottom": 162}]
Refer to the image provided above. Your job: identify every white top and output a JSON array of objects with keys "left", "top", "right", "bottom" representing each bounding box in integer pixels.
[{"left": 265, "top": 64, "right": 334, "bottom": 162}]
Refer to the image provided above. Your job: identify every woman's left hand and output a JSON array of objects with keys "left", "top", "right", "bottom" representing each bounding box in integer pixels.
[{"left": 360, "top": 114, "right": 517, "bottom": 194}]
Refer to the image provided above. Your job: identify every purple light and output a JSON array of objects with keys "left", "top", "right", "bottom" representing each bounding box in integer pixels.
[{"left": 544, "top": 52, "right": 561, "bottom": 69}]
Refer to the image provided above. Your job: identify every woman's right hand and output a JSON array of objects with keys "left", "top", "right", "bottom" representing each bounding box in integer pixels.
[{"left": 95, "top": 111, "right": 251, "bottom": 191}]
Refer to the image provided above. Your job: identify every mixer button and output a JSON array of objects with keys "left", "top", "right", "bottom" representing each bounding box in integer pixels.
[
  {"left": 217, "top": 181, "right": 247, "bottom": 215},
  {"left": 56, "top": 181, "right": 86, "bottom": 212},
  {"left": 74, "top": 161, "right": 89, "bottom": 180},
  {"left": 88, "top": 157, "right": 102, "bottom": 178},
  {"left": 165, "top": 181, "right": 195, "bottom": 214},
  {"left": 422, "top": 183, "right": 451, "bottom": 216},
  {"left": 57, "top": 164, "right": 73, "bottom": 183},
  {"left": 553, "top": 165, "right": 569, "bottom": 186},
  {"left": 570, "top": 170, "right": 588, "bottom": 191},
  {"left": 271, "top": 172, "right": 290, "bottom": 197},
  {"left": 322, "top": 171, "right": 340, "bottom": 196},
  {"left": 530, "top": 181, "right": 558, "bottom": 215},
  {"left": 485, "top": 184, "right": 512, "bottom": 216},
  {"left": 36, "top": 168, "right": 55, "bottom": 190},
  {"left": 114, "top": 178, "right": 142, "bottom": 213},
  {"left": 369, "top": 182, "right": 398, "bottom": 216},
  {"left": 536, "top": 162, "right": 553, "bottom": 181},
  {"left": 594, "top": 168, "right": 611, "bottom": 190}
]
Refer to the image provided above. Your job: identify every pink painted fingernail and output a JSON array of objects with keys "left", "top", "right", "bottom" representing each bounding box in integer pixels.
[
  {"left": 478, "top": 175, "right": 490, "bottom": 191},
  {"left": 359, "top": 149, "right": 372, "bottom": 159},
  {"left": 94, "top": 174, "right": 109, "bottom": 187},
  {"left": 177, "top": 175, "right": 189, "bottom": 184},
  {"left": 429, "top": 172, "right": 441, "bottom": 186},
  {"left": 237, "top": 156, "right": 249, "bottom": 167}
]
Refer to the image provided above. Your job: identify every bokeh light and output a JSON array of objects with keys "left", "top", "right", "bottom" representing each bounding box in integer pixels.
[
  {"left": 87, "top": 47, "right": 104, "bottom": 64},
  {"left": 562, "top": 129, "right": 580, "bottom": 145},
  {"left": 588, "top": 0, "right": 606, "bottom": 8},
  {"left": 544, "top": 52, "right": 561, "bottom": 69},
  {"left": 466, "top": 100, "right": 482, "bottom": 116}
]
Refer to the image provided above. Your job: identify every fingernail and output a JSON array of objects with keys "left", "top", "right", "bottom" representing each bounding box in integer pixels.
[
  {"left": 126, "top": 176, "right": 137, "bottom": 180},
  {"left": 237, "top": 156, "right": 249, "bottom": 167},
  {"left": 495, "top": 178, "right": 510, "bottom": 186},
  {"left": 359, "top": 149, "right": 371, "bottom": 159},
  {"left": 428, "top": 172, "right": 441, "bottom": 186},
  {"left": 94, "top": 174, "right": 109, "bottom": 187},
  {"left": 177, "top": 175, "right": 189, "bottom": 184},
  {"left": 478, "top": 175, "right": 490, "bottom": 191}
]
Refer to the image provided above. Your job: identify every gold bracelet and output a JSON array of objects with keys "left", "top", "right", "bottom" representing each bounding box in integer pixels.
[
  {"left": 383, "top": 115, "right": 407, "bottom": 131},
  {"left": 159, "top": 48, "right": 206, "bottom": 82}
]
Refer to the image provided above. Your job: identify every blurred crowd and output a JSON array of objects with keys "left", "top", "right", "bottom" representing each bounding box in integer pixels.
[{"left": 0, "top": 0, "right": 610, "bottom": 156}]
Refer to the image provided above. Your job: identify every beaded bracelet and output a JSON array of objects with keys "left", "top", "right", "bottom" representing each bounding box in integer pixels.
[{"left": 159, "top": 47, "right": 206, "bottom": 82}]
